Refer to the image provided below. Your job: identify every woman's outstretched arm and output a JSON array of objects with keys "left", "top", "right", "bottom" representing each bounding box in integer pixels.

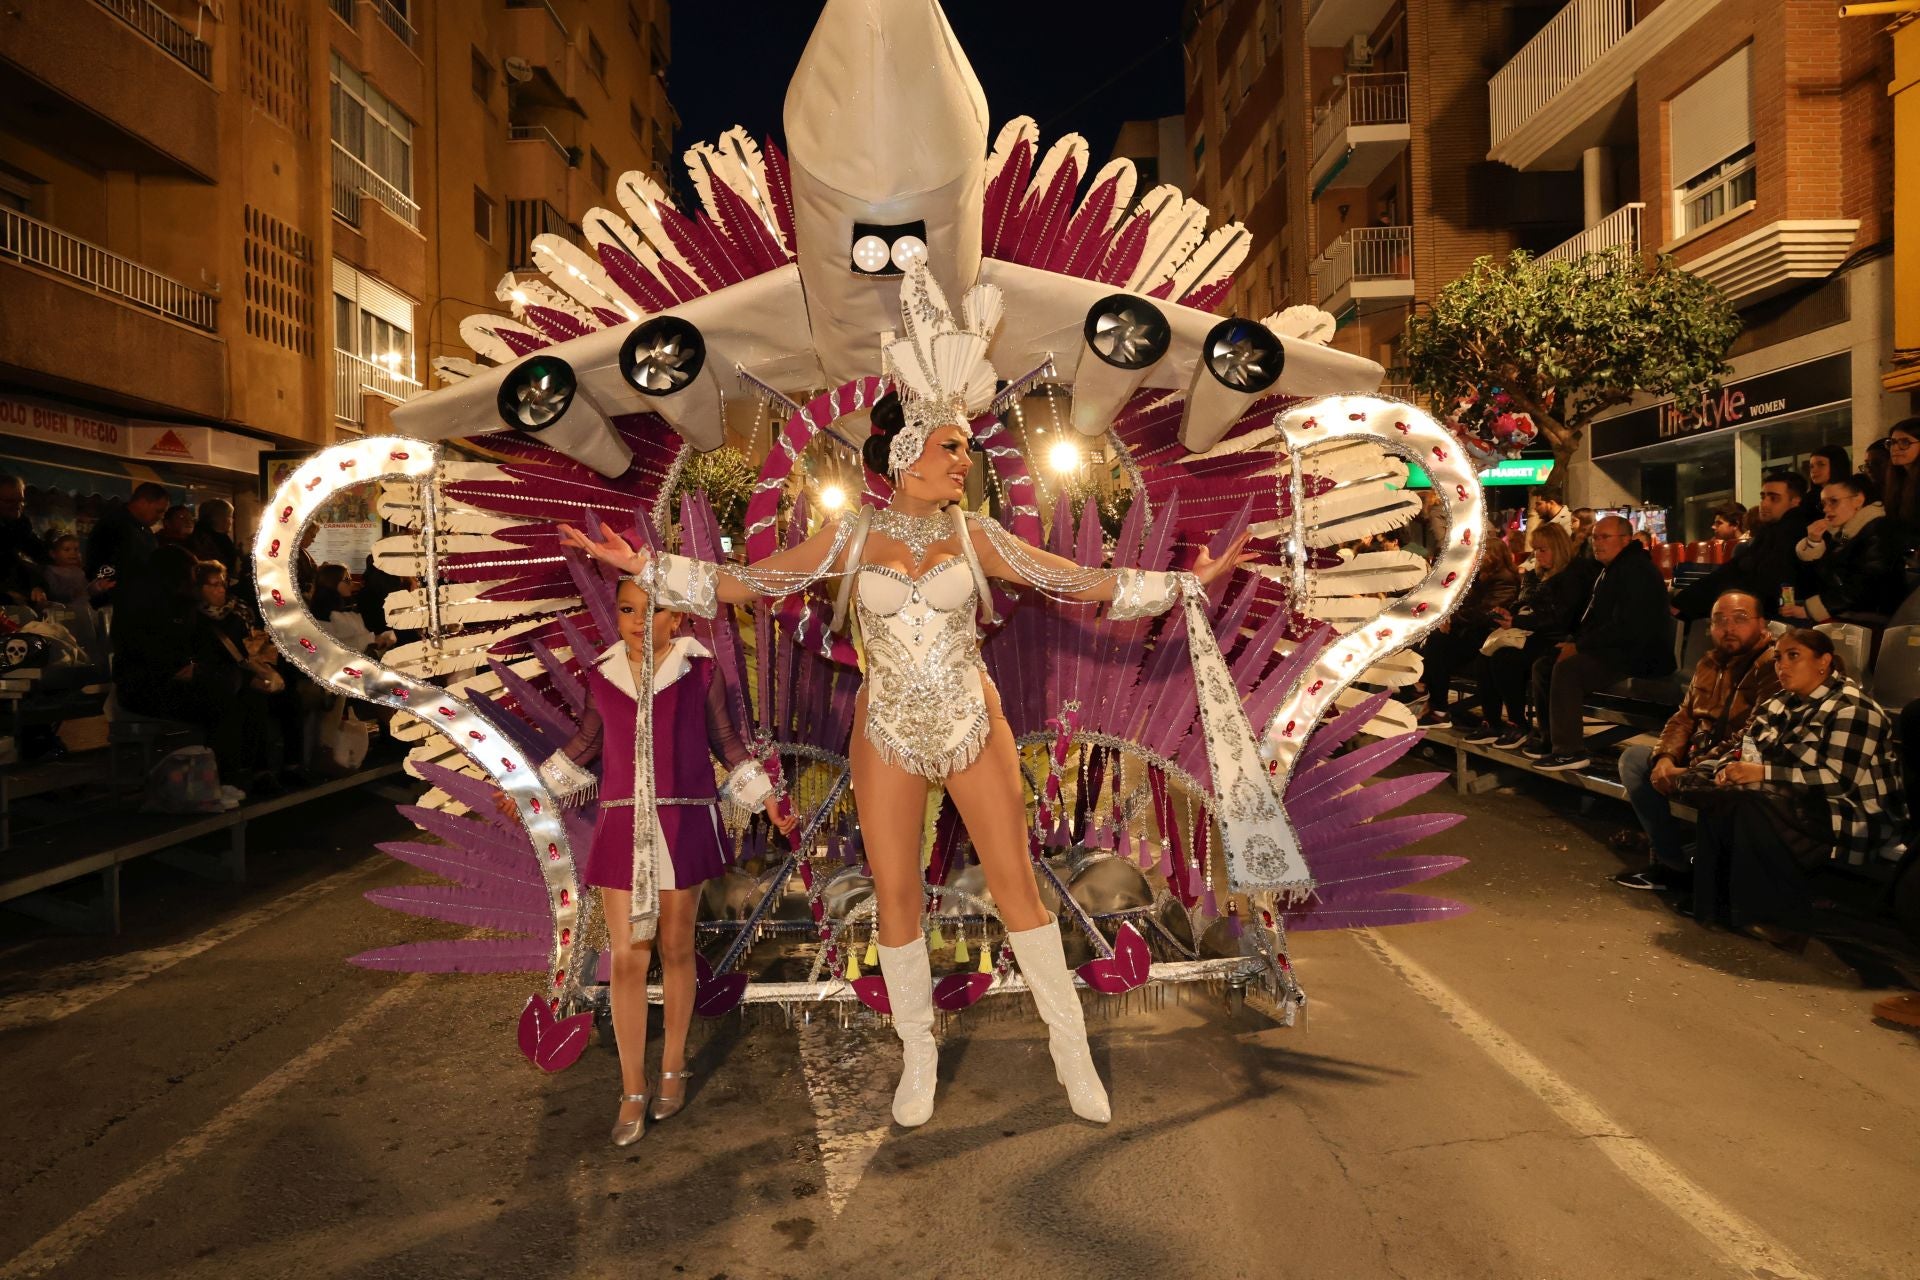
[{"left": 559, "top": 517, "right": 852, "bottom": 608}]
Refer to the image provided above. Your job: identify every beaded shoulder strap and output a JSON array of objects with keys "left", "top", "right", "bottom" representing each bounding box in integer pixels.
[
  {"left": 829, "top": 507, "right": 874, "bottom": 634},
  {"left": 955, "top": 508, "right": 999, "bottom": 626}
]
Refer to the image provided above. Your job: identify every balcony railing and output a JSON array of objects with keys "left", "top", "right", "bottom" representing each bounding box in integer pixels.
[
  {"left": 334, "top": 349, "right": 422, "bottom": 428},
  {"left": 370, "top": 0, "right": 417, "bottom": 50},
  {"left": 0, "top": 206, "right": 217, "bottom": 332},
  {"left": 508, "top": 125, "right": 573, "bottom": 165},
  {"left": 1489, "top": 0, "right": 1633, "bottom": 151},
  {"left": 1312, "top": 226, "right": 1415, "bottom": 304},
  {"left": 92, "top": 0, "right": 214, "bottom": 80},
  {"left": 1538, "top": 202, "right": 1645, "bottom": 271},
  {"left": 506, "top": 198, "right": 576, "bottom": 270},
  {"left": 1312, "top": 71, "right": 1410, "bottom": 166},
  {"left": 331, "top": 141, "right": 421, "bottom": 231}
]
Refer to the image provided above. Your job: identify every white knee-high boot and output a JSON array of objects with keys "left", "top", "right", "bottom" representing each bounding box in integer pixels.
[
  {"left": 1007, "top": 916, "right": 1111, "bottom": 1123},
  {"left": 876, "top": 936, "right": 938, "bottom": 1127}
]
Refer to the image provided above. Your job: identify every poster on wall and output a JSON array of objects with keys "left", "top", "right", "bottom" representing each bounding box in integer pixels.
[{"left": 259, "top": 449, "right": 382, "bottom": 574}]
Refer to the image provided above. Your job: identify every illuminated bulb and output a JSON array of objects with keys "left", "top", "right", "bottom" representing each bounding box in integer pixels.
[
  {"left": 510, "top": 289, "right": 528, "bottom": 304},
  {"left": 851, "top": 234, "right": 890, "bottom": 273},
  {"left": 890, "top": 235, "right": 928, "bottom": 271},
  {"left": 819, "top": 484, "right": 847, "bottom": 512},
  {"left": 1047, "top": 439, "right": 1082, "bottom": 475},
  {"left": 382, "top": 351, "right": 402, "bottom": 369}
]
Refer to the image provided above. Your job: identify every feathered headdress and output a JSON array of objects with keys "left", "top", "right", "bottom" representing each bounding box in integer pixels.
[{"left": 882, "top": 265, "right": 1003, "bottom": 476}]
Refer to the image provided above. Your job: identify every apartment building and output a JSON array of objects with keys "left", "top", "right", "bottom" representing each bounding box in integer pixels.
[
  {"left": 1487, "top": 0, "right": 1904, "bottom": 536},
  {"left": 0, "top": 0, "right": 673, "bottom": 536},
  {"left": 1182, "top": 0, "right": 1553, "bottom": 400}
]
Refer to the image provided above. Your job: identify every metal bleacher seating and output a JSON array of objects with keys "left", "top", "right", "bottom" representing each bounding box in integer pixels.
[{"left": 1871, "top": 625, "right": 1920, "bottom": 710}]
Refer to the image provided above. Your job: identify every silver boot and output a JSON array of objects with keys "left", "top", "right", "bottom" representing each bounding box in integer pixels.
[
  {"left": 876, "top": 936, "right": 938, "bottom": 1127},
  {"left": 1007, "top": 916, "right": 1111, "bottom": 1124}
]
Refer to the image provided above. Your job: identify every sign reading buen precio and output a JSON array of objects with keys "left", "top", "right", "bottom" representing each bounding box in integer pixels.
[{"left": 1589, "top": 352, "right": 1851, "bottom": 459}]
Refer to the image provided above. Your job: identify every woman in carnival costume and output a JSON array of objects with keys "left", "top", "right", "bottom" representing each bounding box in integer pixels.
[
  {"left": 562, "top": 266, "right": 1260, "bottom": 1127},
  {"left": 527, "top": 585, "right": 797, "bottom": 1145}
]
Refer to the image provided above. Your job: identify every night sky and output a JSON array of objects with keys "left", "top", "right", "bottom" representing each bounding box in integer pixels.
[{"left": 666, "top": 0, "right": 1188, "bottom": 177}]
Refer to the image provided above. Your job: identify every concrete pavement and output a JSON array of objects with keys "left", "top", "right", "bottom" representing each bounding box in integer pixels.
[{"left": 1, "top": 777, "right": 1915, "bottom": 1279}]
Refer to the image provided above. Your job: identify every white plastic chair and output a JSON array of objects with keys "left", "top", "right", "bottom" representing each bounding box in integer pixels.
[
  {"left": 1869, "top": 625, "right": 1920, "bottom": 710},
  {"left": 1815, "top": 622, "right": 1873, "bottom": 685}
]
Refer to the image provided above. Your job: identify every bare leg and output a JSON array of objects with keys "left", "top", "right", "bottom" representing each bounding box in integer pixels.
[
  {"left": 653, "top": 887, "right": 698, "bottom": 1108},
  {"left": 601, "top": 887, "right": 653, "bottom": 1126},
  {"left": 851, "top": 692, "right": 934, "bottom": 944},
  {"left": 941, "top": 684, "right": 1049, "bottom": 934},
  {"left": 851, "top": 693, "right": 940, "bottom": 1124}
]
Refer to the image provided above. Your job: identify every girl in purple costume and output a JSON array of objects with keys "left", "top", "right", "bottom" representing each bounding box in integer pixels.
[{"left": 533, "top": 581, "right": 796, "bottom": 1146}]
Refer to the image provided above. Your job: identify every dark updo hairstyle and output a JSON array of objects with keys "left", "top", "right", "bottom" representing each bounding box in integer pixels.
[
  {"left": 1781, "top": 626, "right": 1845, "bottom": 679},
  {"left": 861, "top": 391, "right": 906, "bottom": 477}
]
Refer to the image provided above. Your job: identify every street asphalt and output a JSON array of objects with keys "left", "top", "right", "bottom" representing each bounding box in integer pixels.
[{"left": 1, "top": 764, "right": 1916, "bottom": 1280}]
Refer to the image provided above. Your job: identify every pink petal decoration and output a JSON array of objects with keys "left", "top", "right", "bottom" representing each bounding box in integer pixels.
[
  {"left": 933, "top": 971, "right": 992, "bottom": 1011},
  {"left": 691, "top": 952, "right": 748, "bottom": 1018},
  {"left": 851, "top": 973, "right": 892, "bottom": 1015},
  {"left": 1076, "top": 922, "right": 1150, "bottom": 994},
  {"left": 516, "top": 993, "right": 594, "bottom": 1073}
]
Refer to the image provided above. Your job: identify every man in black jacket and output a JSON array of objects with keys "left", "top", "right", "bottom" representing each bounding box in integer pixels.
[
  {"left": 85, "top": 481, "right": 169, "bottom": 586},
  {"left": 1526, "top": 516, "right": 1677, "bottom": 771},
  {"left": 1672, "top": 470, "right": 1812, "bottom": 620}
]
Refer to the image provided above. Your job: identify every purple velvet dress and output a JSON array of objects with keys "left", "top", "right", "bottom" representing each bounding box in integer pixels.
[{"left": 560, "top": 651, "right": 756, "bottom": 893}]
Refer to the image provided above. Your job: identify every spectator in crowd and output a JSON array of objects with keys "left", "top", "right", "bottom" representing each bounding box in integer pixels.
[
  {"left": 157, "top": 505, "right": 197, "bottom": 552},
  {"left": 1610, "top": 591, "right": 1779, "bottom": 891},
  {"left": 1533, "top": 493, "right": 1573, "bottom": 538},
  {"left": 1864, "top": 438, "right": 1892, "bottom": 499},
  {"left": 191, "top": 560, "right": 285, "bottom": 795},
  {"left": 1710, "top": 503, "right": 1746, "bottom": 544},
  {"left": 86, "top": 481, "right": 168, "bottom": 585},
  {"left": 1461, "top": 523, "right": 1595, "bottom": 748},
  {"left": 1416, "top": 535, "right": 1520, "bottom": 727},
  {"left": 309, "top": 563, "right": 354, "bottom": 621},
  {"left": 1783, "top": 474, "right": 1909, "bottom": 622},
  {"left": 1673, "top": 471, "right": 1812, "bottom": 622},
  {"left": 1502, "top": 525, "right": 1529, "bottom": 567},
  {"left": 1879, "top": 419, "right": 1920, "bottom": 550},
  {"left": 111, "top": 546, "right": 254, "bottom": 796},
  {"left": 1525, "top": 515, "right": 1675, "bottom": 771},
  {"left": 41, "top": 534, "right": 95, "bottom": 610},
  {"left": 186, "top": 499, "right": 240, "bottom": 580},
  {"left": 1571, "top": 507, "right": 1597, "bottom": 558},
  {"left": 1688, "top": 629, "right": 1906, "bottom": 948},
  {"left": 1799, "top": 446, "right": 1851, "bottom": 524},
  {"left": 0, "top": 472, "right": 49, "bottom": 606}
]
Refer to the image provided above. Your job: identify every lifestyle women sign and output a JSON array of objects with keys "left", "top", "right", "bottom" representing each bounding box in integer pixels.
[{"left": 1588, "top": 353, "right": 1851, "bottom": 459}]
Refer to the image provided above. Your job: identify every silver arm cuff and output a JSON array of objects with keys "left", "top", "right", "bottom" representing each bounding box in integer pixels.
[
  {"left": 536, "top": 750, "right": 598, "bottom": 808},
  {"left": 1108, "top": 568, "right": 1182, "bottom": 621},
  {"left": 632, "top": 554, "right": 720, "bottom": 617}
]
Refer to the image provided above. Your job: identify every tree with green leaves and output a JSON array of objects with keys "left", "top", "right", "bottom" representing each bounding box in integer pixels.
[
  {"left": 1404, "top": 250, "right": 1740, "bottom": 496},
  {"left": 667, "top": 446, "right": 756, "bottom": 542}
]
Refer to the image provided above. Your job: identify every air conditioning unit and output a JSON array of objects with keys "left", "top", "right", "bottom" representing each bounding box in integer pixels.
[{"left": 1347, "top": 35, "right": 1374, "bottom": 68}]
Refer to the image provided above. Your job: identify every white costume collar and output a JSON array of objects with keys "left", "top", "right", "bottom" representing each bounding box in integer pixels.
[{"left": 595, "top": 635, "right": 712, "bottom": 698}]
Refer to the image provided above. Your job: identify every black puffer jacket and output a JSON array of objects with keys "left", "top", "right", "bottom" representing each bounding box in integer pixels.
[
  {"left": 1574, "top": 541, "right": 1676, "bottom": 676},
  {"left": 1512, "top": 558, "right": 1599, "bottom": 641},
  {"left": 1799, "top": 505, "right": 1911, "bottom": 621}
]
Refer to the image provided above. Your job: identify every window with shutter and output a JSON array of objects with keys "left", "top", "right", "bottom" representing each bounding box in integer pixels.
[{"left": 1669, "top": 46, "right": 1755, "bottom": 237}]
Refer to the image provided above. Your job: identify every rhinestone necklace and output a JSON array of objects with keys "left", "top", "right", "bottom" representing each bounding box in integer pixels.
[{"left": 871, "top": 505, "right": 952, "bottom": 562}]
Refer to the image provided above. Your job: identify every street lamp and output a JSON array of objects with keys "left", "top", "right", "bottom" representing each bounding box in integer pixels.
[
  {"left": 819, "top": 483, "right": 847, "bottom": 512},
  {"left": 1048, "top": 439, "right": 1082, "bottom": 476}
]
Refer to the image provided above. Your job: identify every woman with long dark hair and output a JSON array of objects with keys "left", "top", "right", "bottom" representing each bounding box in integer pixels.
[
  {"left": 1416, "top": 533, "right": 1519, "bottom": 728},
  {"left": 1462, "top": 523, "right": 1594, "bottom": 747}
]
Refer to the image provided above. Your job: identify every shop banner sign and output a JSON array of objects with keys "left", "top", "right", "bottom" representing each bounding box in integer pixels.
[
  {"left": 1401, "top": 457, "right": 1554, "bottom": 489},
  {"left": 1589, "top": 352, "right": 1851, "bottom": 460},
  {"left": 0, "top": 393, "right": 129, "bottom": 455}
]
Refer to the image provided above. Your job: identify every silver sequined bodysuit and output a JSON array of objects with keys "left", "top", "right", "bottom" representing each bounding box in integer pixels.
[{"left": 854, "top": 557, "right": 991, "bottom": 779}]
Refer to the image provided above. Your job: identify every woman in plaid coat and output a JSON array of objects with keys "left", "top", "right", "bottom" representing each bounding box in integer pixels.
[{"left": 1690, "top": 629, "right": 1907, "bottom": 948}]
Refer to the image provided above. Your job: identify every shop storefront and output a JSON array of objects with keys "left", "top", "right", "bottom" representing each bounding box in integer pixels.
[
  {"left": 0, "top": 390, "right": 266, "bottom": 540},
  {"left": 1586, "top": 352, "right": 1853, "bottom": 543}
]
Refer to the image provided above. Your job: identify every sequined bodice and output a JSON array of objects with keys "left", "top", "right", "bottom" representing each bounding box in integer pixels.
[{"left": 853, "top": 557, "right": 991, "bottom": 779}]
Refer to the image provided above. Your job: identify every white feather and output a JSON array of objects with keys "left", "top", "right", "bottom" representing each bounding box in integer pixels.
[
  {"left": 530, "top": 234, "right": 640, "bottom": 321},
  {"left": 1082, "top": 158, "right": 1137, "bottom": 234},
  {"left": 960, "top": 283, "right": 1004, "bottom": 337},
  {"left": 1166, "top": 221, "right": 1251, "bottom": 299},
  {"left": 1123, "top": 186, "right": 1207, "bottom": 292},
  {"left": 1026, "top": 133, "right": 1089, "bottom": 209},
  {"left": 1302, "top": 486, "right": 1421, "bottom": 547},
  {"left": 1264, "top": 305, "right": 1337, "bottom": 345},
  {"left": 614, "top": 171, "right": 697, "bottom": 281},
  {"left": 499, "top": 275, "right": 595, "bottom": 327},
  {"left": 1310, "top": 549, "right": 1429, "bottom": 596},
  {"left": 430, "top": 357, "right": 482, "bottom": 387},
  {"left": 458, "top": 315, "right": 548, "bottom": 365},
  {"left": 985, "top": 116, "right": 1039, "bottom": 181}
]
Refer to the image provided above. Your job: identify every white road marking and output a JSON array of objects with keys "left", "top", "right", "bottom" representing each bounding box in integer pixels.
[
  {"left": 0, "top": 858, "right": 389, "bottom": 1033},
  {"left": 795, "top": 1018, "right": 896, "bottom": 1216},
  {"left": 1357, "top": 929, "right": 1822, "bottom": 1280},
  {"left": 0, "top": 976, "right": 423, "bottom": 1280}
]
